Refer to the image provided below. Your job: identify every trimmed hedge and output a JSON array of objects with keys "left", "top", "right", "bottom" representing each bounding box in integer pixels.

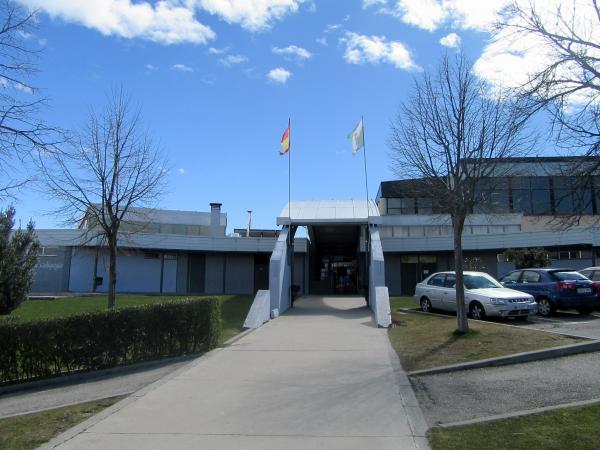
[{"left": 0, "top": 297, "right": 221, "bottom": 384}]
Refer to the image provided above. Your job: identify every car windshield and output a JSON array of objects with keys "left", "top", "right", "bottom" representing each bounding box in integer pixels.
[
  {"left": 551, "top": 271, "right": 588, "bottom": 281},
  {"left": 464, "top": 275, "right": 502, "bottom": 290}
]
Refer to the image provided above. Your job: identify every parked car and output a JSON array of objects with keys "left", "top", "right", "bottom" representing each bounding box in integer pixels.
[
  {"left": 578, "top": 267, "right": 600, "bottom": 297},
  {"left": 499, "top": 268, "right": 599, "bottom": 316},
  {"left": 414, "top": 271, "right": 537, "bottom": 320}
]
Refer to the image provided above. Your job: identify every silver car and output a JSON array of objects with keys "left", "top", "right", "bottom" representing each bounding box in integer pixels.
[{"left": 414, "top": 271, "right": 538, "bottom": 320}]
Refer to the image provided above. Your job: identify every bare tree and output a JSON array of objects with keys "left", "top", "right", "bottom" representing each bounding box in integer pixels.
[
  {"left": 38, "top": 89, "right": 168, "bottom": 309},
  {"left": 390, "top": 53, "right": 533, "bottom": 333},
  {"left": 495, "top": 1, "right": 600, "bottom": 225},
  {"left": 497, "top": 0, "right": 600, "bottom": 159},
  {"left": 0, "top": 1, "right": 62, "bottom": 198}
]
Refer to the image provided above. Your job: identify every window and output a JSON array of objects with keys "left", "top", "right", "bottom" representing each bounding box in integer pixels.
[
  {"left": 416, "top": 198, "right": 433, "bottom": 214},
  {"left": 444, "top": 274, "right": 456, "bottom": 288},
  {"left": 428, "top": 274, "right": 445, "bottom": 286},
  {"left": 501, "top": 271, "right": 522, "bottom": 283},
  {"left": 143, "top": 252, "right": 160, "bottom": 259},
  {"left": 521, "top": 270, "right": 541, "bottom": 283},
  {"left": 511, "top": 177, "right": 533, "bottom": 214},
  {"left": 38, "top": 247, "right": 58, "bottom": 257},
  {"left": 164, "top": 253, "right": 177, "bottom": 260},
  {"left": 589, "top": 271, "right": 600, "bottom": 281},
  {"left": 531, "top": 177, "right": 552, "bottom": 214},
  {"left": 550, "top": 271, "right": 588, "bottom": 281}
]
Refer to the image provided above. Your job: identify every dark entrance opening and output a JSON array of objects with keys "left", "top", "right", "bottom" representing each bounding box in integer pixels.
[
  {"left": 400, "top": 255, "right": 437, "bottom": 295},
  {"left": 308, "top": 225, "right": 365, "bottom": 295},
  {"left": 253, "top": 254, "right": 269, "bottom": 293}
]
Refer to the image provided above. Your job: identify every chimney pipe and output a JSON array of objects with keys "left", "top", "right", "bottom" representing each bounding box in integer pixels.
[
  {"left": 246, "top": 210, "right": 252, "bottom": 237},
  {"left": 210, "top": 203, "right": 222, "bottom": 237}
]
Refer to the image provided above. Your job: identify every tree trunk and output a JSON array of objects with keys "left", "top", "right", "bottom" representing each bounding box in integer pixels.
[
  {"left": 453, "top": 216, "right": 469, "bottom": 333},
  {"left": 107, "top": 233, "right": 117, "bottom": 310}
]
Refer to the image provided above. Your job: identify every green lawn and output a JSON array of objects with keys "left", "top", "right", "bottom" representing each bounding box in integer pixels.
[
  {"left": 390, "top": 296, "right": 418, "bottom": 310},
  {"left": 0, "top": 396, "right": 125, "bottom": 450},
  {"left": 388, "top": 307, "right": 583, "bottom": 372},
  {"left": 4, "top": 294, "right": 253, "bottom": 344},
  {"left": 428, "top": 403, "right": 600, "bottom": 450}
]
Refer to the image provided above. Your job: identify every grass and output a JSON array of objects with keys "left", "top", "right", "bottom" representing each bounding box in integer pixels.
[
  {"left": 388, "top": 297, "right": 584, "bottom": 372},
  {"left": 0, "top": 396, "right": 125, "bottom": 450},
  {"left": 390, "top": 296, "right": 419, "bottom": 310},
  {"left": 428, "top": 403, "right": 600, "bottom": 450},
  {"left": 3, "top": 294, "right": 253, "bottom": 345}
]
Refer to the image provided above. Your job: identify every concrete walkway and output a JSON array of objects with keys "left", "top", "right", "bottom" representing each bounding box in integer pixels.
[{"left": 45, "top": 296, "right": 428, "bottom": 450}]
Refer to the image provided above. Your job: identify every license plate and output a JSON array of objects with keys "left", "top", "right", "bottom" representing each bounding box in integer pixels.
[{"left": 577, "top": 288, "right": 592, "bottom": 294}]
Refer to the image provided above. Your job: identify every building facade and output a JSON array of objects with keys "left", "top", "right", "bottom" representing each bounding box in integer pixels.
[{"left": 31, "top": 157, "right": 600, "bottom": 301}]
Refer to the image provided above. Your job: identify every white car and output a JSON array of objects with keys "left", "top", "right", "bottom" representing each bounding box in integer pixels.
[{"left": 414, "top": 271, "right": 538, "bottom": 320}]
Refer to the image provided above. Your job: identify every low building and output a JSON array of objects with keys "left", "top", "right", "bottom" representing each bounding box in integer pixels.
[{"left": 31, "top": 156, "right": 600, "bottom": 306}]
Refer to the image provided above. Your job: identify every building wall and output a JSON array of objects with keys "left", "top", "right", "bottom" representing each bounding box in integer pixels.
[
  {"left": 162, "top": 256, "right": 177, "bottom": 293},
  {"left": 384, "top": 254, "right": 402, "bottom": 296},
  {"left": 31, "top": 247, "right": 71, "bottom": 293},
  {"left": 225, "top": 254, "right": 254, "bottom": 294},
  {"left": 69, "top": 248, "right": 95, "bottom": 292},
  {"left": 94, "top": 250, "right": 162, "bottom": 293},
  {"left": 205, "top": 253, "right": 225, "bottom": 294},
  {"left": 176, "top": 253, "right": 188, "bottom": 294}
]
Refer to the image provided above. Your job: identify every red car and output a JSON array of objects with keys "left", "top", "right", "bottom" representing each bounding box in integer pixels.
[{"left": 579, "top": 267, "right": 600, "bottom": 298}]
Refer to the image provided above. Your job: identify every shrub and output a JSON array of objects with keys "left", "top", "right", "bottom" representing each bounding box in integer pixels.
[
  {"left": 0, "top": 206, "right": 39, "bottom": 315},
  {"left": 503, "top": 248, "right": 551, "bottom": 269},
  {"left": 0, "top": 297, "right": 221, "bottom": 384}
]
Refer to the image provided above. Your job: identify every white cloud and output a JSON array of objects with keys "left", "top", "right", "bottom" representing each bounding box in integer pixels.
[
  {"left": 219, "top": 54, "right": 248, "bottom": 66},
  {"left": 363, "top": 0, "right": 386, "bottom": 8},
  {"left": 341, "top": 32, "right": 419, "bottom": 71},
  {"left": 272, "top": 45, "right": 312, "bottom": 60},
  {"left": 195, "top": 0, "right": 302, "bottom": 31},
  {"left": 316, "top": 36, "right": 327, "bottom": 46},
  {"left": 208, "top": 46, "right": 229, "bottom": 54},
  {"left": 18, "top": 0, "right": 216, "bottom": 45},
  {"left": 366, "top": 0, "right": 511, "bottom": 32},
  {"left": 178, "top": 168, "right": 185, "bottom": 174},
  {"left": 172, "top": 63, "right": 194, "bottom": 72},
  {"left": 267, "top": 67, "right": 291, "bottom": 84},
  {"left": 145, "top": 64, "right": 158, "bottom": 71},
  {"left": 324, "top": 23, "right": 341, "bottom": 33},
  {"left": 473, "top": 0, "right": 600, "bottom": 108},
  {"left": 439, "top": 32, "right": 460, "bottom": 48}
]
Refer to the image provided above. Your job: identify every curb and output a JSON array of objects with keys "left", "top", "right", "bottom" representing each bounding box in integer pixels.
[
  {"left": 0, "top": 354, "right": 202, "bottom": 397},
  {"left": 408, "top": 340, "right": 600, "bottom": 376},
  {"left": 438, "top": 397, "right": 600, "bottom": 428},
  {"left": 384, "top": 331, "right": 432, "bottom": 450}
]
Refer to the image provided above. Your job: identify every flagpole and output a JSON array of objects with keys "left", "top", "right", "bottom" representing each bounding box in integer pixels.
[
  {"left": 361, "top": 116, "right": 370, "bottom": 206},
  {"left": 288, "top": 117, "right": 293, "bottom": 308}
]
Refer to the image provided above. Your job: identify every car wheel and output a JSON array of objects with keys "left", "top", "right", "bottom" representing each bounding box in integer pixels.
[
  {"left": 576, "top": 307, "right": 593, "bottom": 315},
  {"left": 537, "top": 297, "right": 555, "bottom": 317},
  {"left": 420, "top": 297, "right": 433, "bottom": 313},
  {"left": 469, "top": 302, "right": 487, "bottom": 320}
]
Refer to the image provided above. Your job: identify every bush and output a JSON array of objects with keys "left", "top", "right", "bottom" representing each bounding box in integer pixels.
[
  {"left": 0, "top": 206, "right": 39, "bottom": 315},
  {"left": 503, "top": 248, "right": 551, "bottom": 269},
  {"left": 0, "top": 297, "right": 221, "bottom": 384}
]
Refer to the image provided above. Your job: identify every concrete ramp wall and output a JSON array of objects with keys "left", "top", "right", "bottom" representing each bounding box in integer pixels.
[
  {"left": 268, "top": 227, "right": 292, "bottom": 315},
  {"left": 369, "top": 226, "right": 391, "bottom": 328}
]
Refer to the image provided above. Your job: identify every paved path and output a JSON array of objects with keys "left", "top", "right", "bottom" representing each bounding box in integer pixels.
[
  {"left": 516, "top": 311, "right": 600, "bottom": 340},
  {"left": 46, "top": 296, "right": 428, "bottom": 450},
  {"left": 412, "top": 351, "right": 600, "bottom": 426}
]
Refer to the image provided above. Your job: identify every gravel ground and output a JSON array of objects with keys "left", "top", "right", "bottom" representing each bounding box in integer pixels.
[
  {"left": 0, "top": 359, "right": 191, "bottom": 419},
  {"left": 412, "top": 351, "right": 600, "bottom": 426}
]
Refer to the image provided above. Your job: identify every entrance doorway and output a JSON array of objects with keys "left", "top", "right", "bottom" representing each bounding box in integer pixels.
[
  {"left": 308, "top": 225, "right": 365, "bottom": 295},
  {"left": 400, "top": 255, "right": 437, "bottom": 295}
]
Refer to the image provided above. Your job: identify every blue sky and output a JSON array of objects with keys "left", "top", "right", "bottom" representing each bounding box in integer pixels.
[{"left": 10, "top": 0, "right": 560, "bottom": 231}]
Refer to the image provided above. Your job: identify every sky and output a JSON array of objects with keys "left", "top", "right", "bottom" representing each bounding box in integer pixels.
[{"left": 7, "top": 0, "right": 586, "bottom": 232}]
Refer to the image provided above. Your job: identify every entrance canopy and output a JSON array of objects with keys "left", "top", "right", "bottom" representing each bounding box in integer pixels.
[{"left": 277, "top": 200, "right": 380, "bottom": 226}]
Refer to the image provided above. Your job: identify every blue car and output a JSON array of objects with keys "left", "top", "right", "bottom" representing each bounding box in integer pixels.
[{"left": 499, "top": 268, "right": 599, "bottom": 316}]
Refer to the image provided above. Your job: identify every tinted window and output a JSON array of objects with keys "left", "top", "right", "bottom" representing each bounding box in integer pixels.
[
  {"left": 501, "top": 271, "right": 522, "bottom": 283},
  {"left": 428, "top": 274, "right": 445, "bottom": 287},
  {"left": 444, "top": 274, "right": 456, "bottom": 288},
  {"left": 464, "top": 275, "right": 501, "bottom": 289},
  {"left": 550, "top": 271, "right": 588, "bottom": 281},
  {"left": 522, "top": 270, "right": 541, "bottom": 283},
  {"left": 591, "top": 271, "right": 600, "bottom": 281}
]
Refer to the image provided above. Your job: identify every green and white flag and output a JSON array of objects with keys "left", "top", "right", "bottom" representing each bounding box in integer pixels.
[{"left": 348, "top": 119, "right": 364, "bottom": 155}]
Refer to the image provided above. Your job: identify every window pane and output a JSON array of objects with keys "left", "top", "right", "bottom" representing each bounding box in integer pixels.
[
  {"left": 532, "top": 189, "right": 551, "bottom": 214},
  {"left": 416, "top": 198, "right": 433, "bottom": 214},
  {"left": 522, "top": 270, "right": 541, "bottom": 283},
  {"left": 512, "top": 189, "right": 532, "bottom": 213},
  {"left": 554, "top": 189, "right": 574, "bottom": 214}
]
